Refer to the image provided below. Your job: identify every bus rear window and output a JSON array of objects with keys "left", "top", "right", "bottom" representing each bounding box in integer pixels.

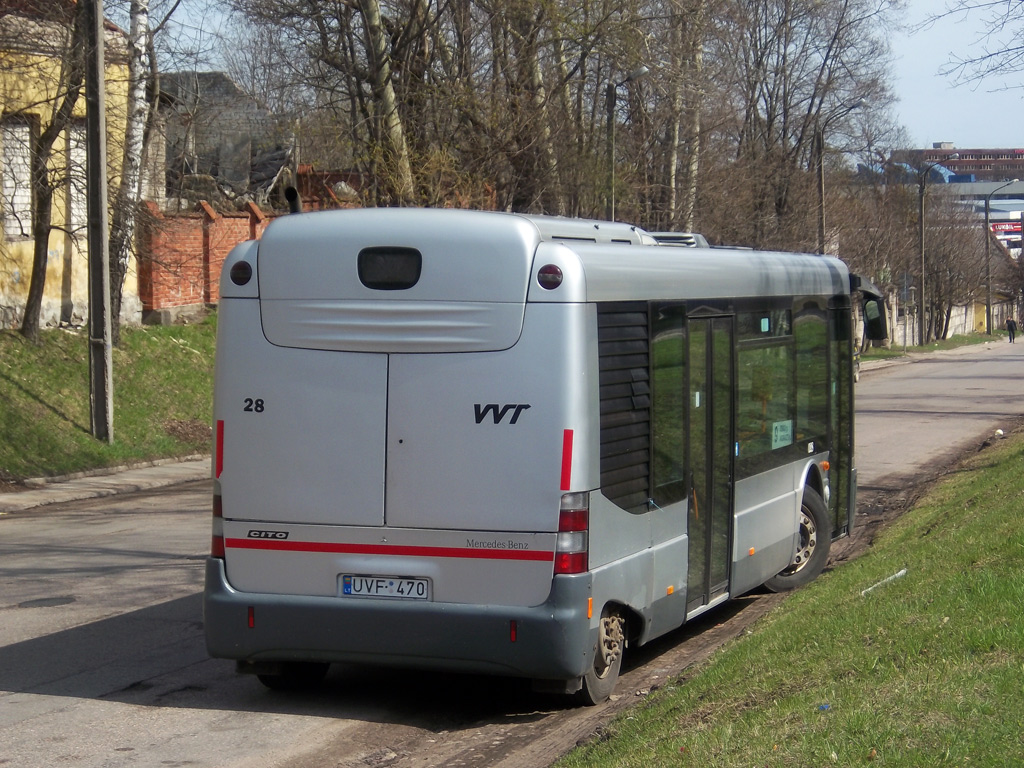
[{"left": 358, "top": 247, "right": 422, "bottom": 290}]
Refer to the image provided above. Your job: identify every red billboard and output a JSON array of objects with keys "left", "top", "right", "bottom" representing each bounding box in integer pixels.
[{"left": 990, "top": 221, "right": 1021, "bottom": 234}]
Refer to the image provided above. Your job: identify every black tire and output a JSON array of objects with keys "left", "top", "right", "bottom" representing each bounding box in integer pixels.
[
  {"left": 764, "top": 487, "right": 831, "bottom": 592},
  {"left": 577, "top": 611, "right": 625, "bottom": 705},
  {"left": 256, "top": 662, "right": 330, "bottom": 691}
]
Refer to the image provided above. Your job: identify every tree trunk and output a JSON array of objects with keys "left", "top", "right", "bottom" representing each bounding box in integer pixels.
[
  {"left": 108, "top": 0, "right": 152, "bottom": 346},
  {"left": 359, "top": 0, "right": 414, "bottom": 204},
  {"left": 680, "top": 2, "right": 705, "bottom": 232},
  {"left": 526, "top": 39, "right": 563, "bottom": 215},
  {"left": 21, "top": 149, "right": 55, "bottom": 342}
]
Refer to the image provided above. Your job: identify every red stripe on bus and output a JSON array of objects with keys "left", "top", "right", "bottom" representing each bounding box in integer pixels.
[
  {"left": 560, "top": 429, "right": 574, "bottom": 490},
  {"left": 225, "top": 539, "right": 555, "bottom": 562},
  {"left": 216, "top": 420, "right": 224, "bottom": 478}
]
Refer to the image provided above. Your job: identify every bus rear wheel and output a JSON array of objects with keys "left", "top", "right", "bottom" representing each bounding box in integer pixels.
[
  {"left": 578, "top": 610, "right": 625, "bottom": 705},
  {"left": 765, "top": 487, "right": 830, "bottom": 592}
]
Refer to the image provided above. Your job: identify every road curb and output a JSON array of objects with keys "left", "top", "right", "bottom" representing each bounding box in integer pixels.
[
  {"left": 0, "top": 457, "right": 211, "bottom": 513},
  {"left": 859, "top": 340, "right": 1006, "bottom": 375},
  {"left": 19, "top": 454, "right": 208, "bottom": 488}
]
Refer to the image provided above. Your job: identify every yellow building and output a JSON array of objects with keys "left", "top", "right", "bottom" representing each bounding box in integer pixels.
[{"left": 0, "top": 4, "right": 136, "bottom": 330}]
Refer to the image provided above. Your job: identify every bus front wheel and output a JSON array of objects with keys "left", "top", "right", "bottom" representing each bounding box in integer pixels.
[
  {"left": 765, "top": 487, "right": 830, "bottom": 592},
  {"left": 578, "top": 610, "right": 625, "bottom": 705}
]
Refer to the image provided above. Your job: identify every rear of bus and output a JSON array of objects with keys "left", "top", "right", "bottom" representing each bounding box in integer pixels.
[{"left": 203, "top": 209, "right": 598, "bottom": 689}]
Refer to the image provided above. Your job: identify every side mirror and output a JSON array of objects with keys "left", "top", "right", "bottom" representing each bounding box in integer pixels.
[
  {"left": 850, "top": 274, "right": 889, "bottom": 342},
  {"left": 863, "top": 297, "right": 888, "bottom": 341}
]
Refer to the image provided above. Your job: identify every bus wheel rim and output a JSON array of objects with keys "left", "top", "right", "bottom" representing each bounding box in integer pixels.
[
  {"left": 784, "top": 506, "right": 817, "bottom": 575},
  {"left": 595, "top": 615, "right": 624, "bottom": 679}
]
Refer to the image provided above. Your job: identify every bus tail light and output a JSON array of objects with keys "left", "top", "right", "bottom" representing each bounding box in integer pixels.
[
  {"left": 554, "top": 492, "right": 589, "bottom": 574},
  {"left": 211, "top": 492, "right": 225, "bottom": 558},
  {"left": 537, "top": 264, "right": 563, "bottom": 290},
  {"left": 215, "top": 420, "right": 224, "bottom": 478}
]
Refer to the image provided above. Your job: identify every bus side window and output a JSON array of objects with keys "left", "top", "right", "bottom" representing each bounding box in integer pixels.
[
  {"left": 736, "top": 307, "right": 796, "bottom": 478},
  {"left": 737, "top": 343, "right": 794, "bottom": 457},
  {"left": 651, "top": 305, "right": 686, "bottom": 506},
  {"left": 597, "top": 302, "right": 653, "bottom": 513},
  {"left": 794, "top": 301, "right": 828, "bottom": 444}
]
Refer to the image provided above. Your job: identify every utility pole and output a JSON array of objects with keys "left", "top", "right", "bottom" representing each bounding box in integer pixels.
[
  {"left": 605, "top": 65, "right": 649, "bottom": 221},
  {"left": 85, "top": 0, "right": 113, "bottom": 443}
]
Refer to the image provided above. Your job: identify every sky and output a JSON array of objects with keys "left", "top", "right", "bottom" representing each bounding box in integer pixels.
[{"left": 891, "top": 0, "right": 1024, "bottom": 149}]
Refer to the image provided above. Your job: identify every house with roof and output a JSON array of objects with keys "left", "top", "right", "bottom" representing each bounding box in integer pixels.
[
  {"left": 0, "top": 2, "right": 137, "bottom": 329},
  {"left": 162, "top": 71, "right": 296, "bottom": 210}
]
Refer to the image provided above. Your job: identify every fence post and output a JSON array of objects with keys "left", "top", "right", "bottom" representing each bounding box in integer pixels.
[
  {"left": 245, "top": 200, "right": 267, "bottom": 240},
  {"left": 199, "top": 201, "right": 219, "bottom": 305}
]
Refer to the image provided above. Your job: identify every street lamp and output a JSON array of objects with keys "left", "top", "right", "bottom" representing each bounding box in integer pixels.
[
  {"left": 917, "top": 154, "right": 959, "bottom": 345},
  {"left": 815, "top": 99, "right": 866, "bottom": 253},
  {"left": 985, "top": 178, "right": 1018, "bottom": 334},
  {"left": 606, "top": 65, "right": 649, "bottom": 221}
]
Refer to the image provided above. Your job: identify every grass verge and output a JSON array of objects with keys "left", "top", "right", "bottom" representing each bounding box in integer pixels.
[
  {"left": 862, "top": 331, "right": 1005, "bottom": 360},
  {"left": 557, "top": 430, "right": 1024, "bottom": 768},
  {"left": 0, "top": 314, "right": 216, "bottom": 483}
]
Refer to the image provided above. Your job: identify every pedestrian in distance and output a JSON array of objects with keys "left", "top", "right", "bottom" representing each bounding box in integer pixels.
[{"left": 1007, "top": 317, "right": 1017, "bottom": 343}]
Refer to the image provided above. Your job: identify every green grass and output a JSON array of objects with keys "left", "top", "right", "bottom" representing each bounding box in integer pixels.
[
  {"left": 0, "top": 314, "right": 216, "bottom": 482},
  {"left": 557, "top": 430, "right": 1024, "bottom": 768},
  {"left": 862, "top": 331, "right": 1003, "bottom": 360}
]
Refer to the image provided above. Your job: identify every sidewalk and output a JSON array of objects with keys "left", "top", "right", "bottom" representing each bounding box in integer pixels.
[
  {"left": 859, "top": 338, "right": 1008, "bottom": 374},
  {"left": 0, "top": 457, "right": 211, "bottom": 513}
]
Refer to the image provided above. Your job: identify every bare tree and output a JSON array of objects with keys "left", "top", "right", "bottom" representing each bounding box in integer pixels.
[
  {"left": 925, "top": 194, "right": 985, "bottom": 341},
  {"left": 922, "top": 1, "right": 1024, "bottom": 88},
  {"left": 700, "top": 0, "right": 898, "bottom": 249},
  {"left": 108, "top": 0, "right": 153, "bottom": 345},
  {"left": 224, "top": 0, "right": 641, "bottom": 212},
  {"left": 226, "top": 0, "right": 418, "bottom": 204},
  {"left": 360, "top": 0, "right": 415, "bottom": 202},
  {"left": 214, "top": 0, "right": 901, "bottom": 254},
  {"left": 221, "top": 15, "right": 310, "bottom": 116}
]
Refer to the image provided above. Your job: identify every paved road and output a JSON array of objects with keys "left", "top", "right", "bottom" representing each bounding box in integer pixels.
[
  {"left": 855, "top": 340, "right": 1024, "bottom": 494},
  {"left": 2, "top": 340, "right": 1023, "bottom": 767}
]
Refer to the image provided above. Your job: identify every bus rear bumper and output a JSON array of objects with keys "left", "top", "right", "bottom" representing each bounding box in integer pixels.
[{"left": 203, "top": 558, "right": 594, "bottom": 682}]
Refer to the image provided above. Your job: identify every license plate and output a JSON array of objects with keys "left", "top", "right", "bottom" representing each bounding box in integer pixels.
[{"left": 341, "top": 574, "right": 430, "bottom": 600}]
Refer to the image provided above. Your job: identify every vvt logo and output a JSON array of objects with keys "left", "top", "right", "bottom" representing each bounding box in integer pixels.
[{"left": 474, "top": 403, "right": 531, "bottom": 424}]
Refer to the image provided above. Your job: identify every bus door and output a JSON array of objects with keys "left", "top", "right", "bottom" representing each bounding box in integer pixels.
[
  {"left": 687, "top": 314, "right": 734, "bottom": 614},
  {"left": 829, "top": 298, "right": 855, "bottom": 535}
]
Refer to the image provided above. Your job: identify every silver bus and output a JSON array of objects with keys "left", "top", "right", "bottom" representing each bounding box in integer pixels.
[{"left": 204, "top": 208, "right": 886, "bottom": 704}]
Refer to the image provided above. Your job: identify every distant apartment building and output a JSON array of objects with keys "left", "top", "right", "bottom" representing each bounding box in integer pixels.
[{"left": 922, "top": 142, "right": 1024, "bottom": 182}]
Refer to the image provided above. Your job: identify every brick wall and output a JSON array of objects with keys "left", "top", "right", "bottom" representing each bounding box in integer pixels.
[{"left": 138, "top": 200, "right": 271, "bottom": 321}]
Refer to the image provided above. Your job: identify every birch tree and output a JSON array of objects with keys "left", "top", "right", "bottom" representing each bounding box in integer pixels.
[
  {"left": 359, "top": 0, "right": 415, "bottom": 203},
  {"left": 107, "top": 0, "right": 152, "bottom": 345}
]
